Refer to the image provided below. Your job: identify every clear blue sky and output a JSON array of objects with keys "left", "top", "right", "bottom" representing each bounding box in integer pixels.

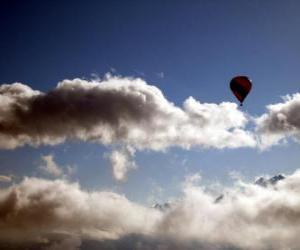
[{"left": 0, "top": 0, "right": 299, "bottom": 204}]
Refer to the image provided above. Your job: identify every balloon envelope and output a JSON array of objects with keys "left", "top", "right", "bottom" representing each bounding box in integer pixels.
[{"left": 230, "top": 76, "right": 252, "bottom": 105}]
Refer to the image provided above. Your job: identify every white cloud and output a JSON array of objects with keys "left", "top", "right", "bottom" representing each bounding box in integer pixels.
[
  {"left": 157, "top": 170, "right": 300, "bottom": 249},
  {"left": 2, "top": 171, "right": 300, "bottom": 249},
  {"left": 256, "top": 93, "right": 300, "bottom": 149},
  {"left": 108, "top": 146, "right": 137, "bottom": 181},
  {"left": 0, "top": 75, "right": 256, "bottom": 150},
  {"left": 1, "top": 75, "right": 300, "bottom": 152},
  {"left": 184, "top": 172, "right": 202, "bottom": 186},
  {"left": 40, "top": 154, "right": 63, "bottom": 177},
  {"left": 0, "top": 177, "right": 161, "bottom": 243}
]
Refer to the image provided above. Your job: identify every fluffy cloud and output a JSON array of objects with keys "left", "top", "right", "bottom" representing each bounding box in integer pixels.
[
  {"left": 0, "top": 75, "right": 256, "bottom": 150},
  {"left": 108, "top": 146, "right": 137, "bottom": 181},
  {"left": 1, "top": 75, "right": 300, "bottom": 152},
  {"left": 0, "top": 177, "right": 160, "bottom": 244},
  {"left": 40, "top": 154, "right": 64, "bottom": 177},
  {"left": 256, "top": 93, "right": 300, "bottom": 148},
  {"left": 2, "top": 171, "right": 300, "bottom": 249}
]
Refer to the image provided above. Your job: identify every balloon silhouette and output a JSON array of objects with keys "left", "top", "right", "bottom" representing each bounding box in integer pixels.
[{"left": 230, "top": 76, "right": 252, "bottom": 106}]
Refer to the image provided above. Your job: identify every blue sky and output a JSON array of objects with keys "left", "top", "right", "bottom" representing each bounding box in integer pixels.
[{"left": 0, "top": 0, "right": 300, "bottom": 205}]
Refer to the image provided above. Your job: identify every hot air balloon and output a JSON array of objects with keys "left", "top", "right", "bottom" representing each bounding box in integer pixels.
[{"left": 230, "top": 76, "right": 252, "bottom": 106}]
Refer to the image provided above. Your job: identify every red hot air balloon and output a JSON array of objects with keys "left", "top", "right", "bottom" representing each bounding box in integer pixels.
[{"left": 230, "top": 76, "right": 252, "bottom": 106}]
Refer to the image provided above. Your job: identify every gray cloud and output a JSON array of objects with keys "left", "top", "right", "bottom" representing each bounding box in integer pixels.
[
  {"left": 256, "top": 93, "right": 300, "bottom": 148},
  {"left": 0, "top": 75, "right": 256, "bottom": 150},
  {"left": 44, "top": 236, "right": 82, "bottom": 250},
  {"left": 2, "top": 171, "right": 300, "bottom": 249},
  {"left": 0, "top": 175, "right": 12, "bottom": 183}
]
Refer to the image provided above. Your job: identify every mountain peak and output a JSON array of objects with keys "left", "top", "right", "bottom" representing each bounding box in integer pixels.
[{"left": 255, "top": 174, "right": 285, "bottom": 187}]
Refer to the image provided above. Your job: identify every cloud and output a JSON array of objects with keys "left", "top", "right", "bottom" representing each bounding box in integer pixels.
[
  {"left": 108, "top": 146, "right": 137, "bottom": 181},
  {"left": 2, "top": 75, "right": 300, "bottom": 153},
  {"left": 256, "top": 93, "right": 300, "bottom": 148},
  {"left": 44, "top": 236, "right": 81, "bottom": 250},
  {"left": 2, "top": 171, "right": 300, "bottom": 249},
  {"left": 184, "top": 172, "right": 202, "bottom": 186},
  {"left": 0, "top": 75, "right": 256, "bottom": 150},
  {"left": 0, "top": 175, "right": 12, "bottom": 183},
  {"left": 0, "top": 177, "right": 161, "bottom": 244},
  {"left": 159, "top": 170, "right": 300, "bottom": 249},
  {"left": 39, "top": 154, "right": 63, "bottom": 177},
  {"left": 155, "top": 72, "right": 165, "bottom": 79}
]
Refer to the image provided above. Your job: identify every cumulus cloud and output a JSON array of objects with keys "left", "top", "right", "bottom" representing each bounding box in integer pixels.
[
  {"left": 0, "top": 177, "right": 160, "bottom": 244},
  {"left": 39, "top": 154, "right": 63, "bottom": 177},
  {"left": 0, "top": 75, "right": 256, "bottom": 150},
  {"left": 108, "top": 146, "right": 137, "bottom": 181},
  {"left": 2, "top": 171, "right": 300, "bottom": 249},
  {"left": 256, "top": 93, "right": 300, "bottom": 148}
]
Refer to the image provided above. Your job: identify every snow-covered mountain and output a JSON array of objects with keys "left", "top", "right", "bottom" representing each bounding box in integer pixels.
[{"left": 254, "top": 174, "right": 285, "bottom": 187}]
